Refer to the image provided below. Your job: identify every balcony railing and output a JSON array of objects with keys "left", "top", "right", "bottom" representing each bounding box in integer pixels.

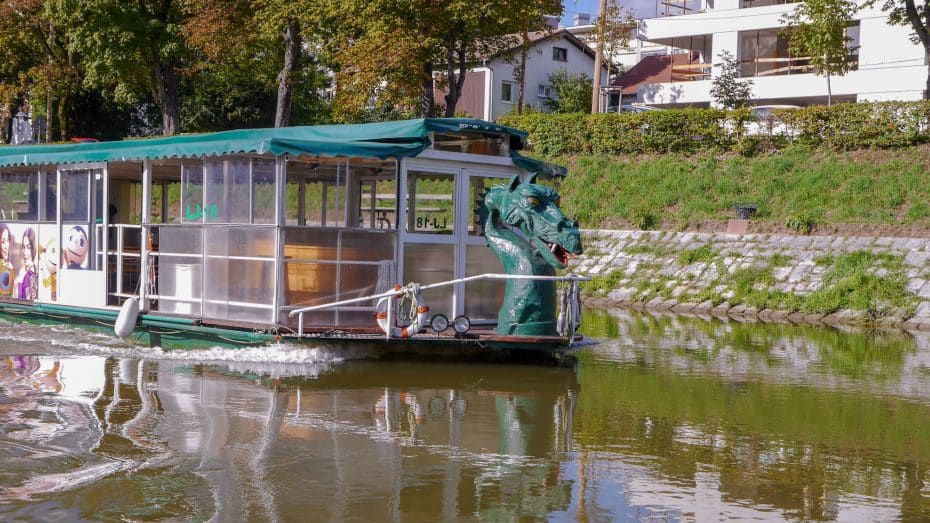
[
  {"left": 671, "top": 62, "right": 712, "bottom": 82},
  {"left": 741, "top": 55, "right": 858, "bottom": 78}
]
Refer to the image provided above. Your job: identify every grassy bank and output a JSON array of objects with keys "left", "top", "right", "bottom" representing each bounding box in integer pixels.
[{"left": 554, "top": 145, "right": 930, "bottom": 232}]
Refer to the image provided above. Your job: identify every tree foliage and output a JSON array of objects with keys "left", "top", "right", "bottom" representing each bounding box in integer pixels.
[
  {"left": 710, "top": 51, "right": 753, "bottom": 109},
  {"left": 781, "top": 0, "right": 858, "bottom": 105},
  {"left": 544, "top": 70, "right": 593, "bottom": 113},
  {"left": 322, "top": 0, "right": 561, "bottom": 121},
  {"left": 595, "top": 0, "right": 635, "bottom": 83}
]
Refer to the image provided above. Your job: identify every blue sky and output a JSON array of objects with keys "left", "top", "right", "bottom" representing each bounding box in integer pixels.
[{"left": 560, "top": 0, "right": 656, "bottom": 25}]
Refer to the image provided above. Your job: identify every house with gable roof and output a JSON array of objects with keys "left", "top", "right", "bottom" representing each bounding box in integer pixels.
[{"left": 434, "top": 29, "right": 608, "bottom": 121}]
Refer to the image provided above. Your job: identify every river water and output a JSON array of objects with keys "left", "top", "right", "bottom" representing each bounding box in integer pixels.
[{"left": 1, "top": 311, "right": 930, "bottom": 521}]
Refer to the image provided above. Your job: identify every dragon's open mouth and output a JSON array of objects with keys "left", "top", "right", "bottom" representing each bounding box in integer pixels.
[{"left": 545, "top": 240, "right": 570, "bottom": 266}]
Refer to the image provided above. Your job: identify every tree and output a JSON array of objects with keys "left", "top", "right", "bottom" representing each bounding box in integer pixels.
[
  {"left": 591, "top": 0, "right": 635, "bottom": 112},
  {"left": 506, "top": 3, "right": 560, "bottom": 114},
  {"left": 63, "top": 0, "right": 189, "bottom": 135},
  {"left": 0, "top": 0, "right": 81, "bottom": 142},
  {"left": 323, "top": 0, "right": 561, "bottom": 121},
  {"left": 710, "top": 51, "right": 753, "bottom": 108},
  {"left": 544, "top": 70, "right": 593, "bottom": 113},
  {"left": 781, "top": 0, "right": 858, "bottom": 106},
  {"left": 872, "top": 0, "right": 930, "bottom": 99}
]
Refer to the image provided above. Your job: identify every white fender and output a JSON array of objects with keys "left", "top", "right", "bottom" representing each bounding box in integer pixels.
[
  {"left": 374, "top": 285, "right": 429, "bottom": 338},
  {"left": 114, "top": 297, "right": 139, "bottom": 338}
]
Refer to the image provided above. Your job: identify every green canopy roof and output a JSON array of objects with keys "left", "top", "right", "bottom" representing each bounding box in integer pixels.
[{"left": 0, "top": 118, "right": 563, "bottom": 175}]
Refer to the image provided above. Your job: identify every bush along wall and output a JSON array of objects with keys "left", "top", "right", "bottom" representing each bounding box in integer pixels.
[{"left": 498, "top": 101, "right": 930, "bottom": 156}]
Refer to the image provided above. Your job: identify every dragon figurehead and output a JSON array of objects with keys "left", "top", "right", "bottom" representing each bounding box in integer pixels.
[{"left": 477, "top": 174, "right": 582, "bottom": 336}]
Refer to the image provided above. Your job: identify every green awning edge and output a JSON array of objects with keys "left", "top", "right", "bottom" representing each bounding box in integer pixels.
[
  {"left": 0, "top": 118, "right": 563, "bottom": 177},
  {"left": 510, "top": 151, "right": 567, "bottom": 178}
]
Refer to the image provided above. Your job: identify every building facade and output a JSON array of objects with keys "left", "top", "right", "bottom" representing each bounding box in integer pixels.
[
  {"left": 636, "top": 0, "right": 927, "bottom": 107},
  {"left": 435, "top": 31, "right": 608, "bottom": 121}
]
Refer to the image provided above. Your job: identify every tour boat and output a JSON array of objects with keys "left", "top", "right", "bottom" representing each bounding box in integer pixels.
[{"left": 0, "top": 118, "right": 586, "bottom": 355}]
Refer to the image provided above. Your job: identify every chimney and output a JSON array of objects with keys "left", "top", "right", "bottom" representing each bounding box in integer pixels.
[
  {"left": 543, "top": 15, "right": 559, "bottom": 28},
  {"left": 573, "top": 13, "right": 591, "bottom": 26}
]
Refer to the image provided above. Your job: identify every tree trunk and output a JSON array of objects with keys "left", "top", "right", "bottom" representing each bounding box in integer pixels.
[
  {"left": 419, "top": 62, "right": 435, "bottom": 118},
  {"left": 926, "top": 51, "right": 930, "bottom": 100},
  {"left": 592, "top": 0, "right": 608, "bottom": 113},
  {"left": 47, "top": 20, "right": 54, "bottom": 143},
  {"left": 46, "top": 92, "right": 53, "bottom": 143},
  {"left": 0, "top": 104, "right": 9, "bottom": 144},
  {"left": 275, "top": 19, "right": 301, "bottom": 128},
  {"left": 443, "top": 38, "right": 468, "bottom": 118},
  {"left": 153, "top": 62, "right": 181, "bottom": 136},
  {"left": 825, "top": 52, "right": 832, "bottom": 106},
  {"left": 58, "top": 95, "right": 69, "bottom": 142},
  {"left": 517, "top": 31, "right": 529, "bottom": 114}
]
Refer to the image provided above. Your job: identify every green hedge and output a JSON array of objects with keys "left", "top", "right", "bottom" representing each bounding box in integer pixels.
[{"left": 498, "top": 101, "right": 930, "bottom": 155}]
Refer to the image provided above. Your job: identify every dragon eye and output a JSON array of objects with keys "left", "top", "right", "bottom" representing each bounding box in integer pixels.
[{"left": 527, "top": 196, "right": 541, "bottom": 207}]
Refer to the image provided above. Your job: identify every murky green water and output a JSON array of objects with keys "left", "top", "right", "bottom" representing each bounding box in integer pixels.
[{"left": 2, "top": 311, "right": 930, "bottom": 521}]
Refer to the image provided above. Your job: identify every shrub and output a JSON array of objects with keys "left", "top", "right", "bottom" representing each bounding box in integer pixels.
[
  {"left": 785, "top": 212, "right": 816, "bottom": 235},
  {"left": 630, "top": 205, "right": 659, "bottom": 230},
  {"left": 498, "top": 100, "right": 930, "bottom": 155}
]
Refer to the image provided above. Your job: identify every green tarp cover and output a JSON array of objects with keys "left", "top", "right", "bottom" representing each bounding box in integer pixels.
[{"left": 0, "top": 118, "right": 559, "bottom": 175}]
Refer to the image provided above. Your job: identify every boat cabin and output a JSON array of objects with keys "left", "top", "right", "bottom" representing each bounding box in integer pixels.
[{"left": 0, "top": 119, "right": 565, "bottom": 336}]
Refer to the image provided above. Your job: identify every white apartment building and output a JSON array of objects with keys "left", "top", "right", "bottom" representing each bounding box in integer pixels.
[{"left": 636, "top": 0, "right": 928, "bottom": 106}]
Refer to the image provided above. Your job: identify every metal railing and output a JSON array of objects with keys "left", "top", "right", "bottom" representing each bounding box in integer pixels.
[{"left": 288, "top": 273, "right": 590, "bottom": 342}]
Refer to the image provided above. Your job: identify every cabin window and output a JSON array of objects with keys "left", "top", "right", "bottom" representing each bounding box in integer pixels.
[
  {"left": 0, "top": 170, "right": 38, "bottom": 221},
  {"left": 180, "top": 160, "right": 204, "bottom": 223},
  {"left": 433, "top": 132, "right": 508, "bottom": 156},
  {"left": 252, "top": 159, "right": 276, "bottom": 225},
  {"left": 60, "top": 169, "right": 91, "bottom": 222},
  {"left": 552, "top": 46, "right": 568, "bottom": 62},
  {"left": 468, "top": 175, "right": 510, "bottom": 235},
  {"left": 285, "top": 158, "right": 396, "bottom": 229},
  {"left": 538, "top": 84, "right": 554, "bottom": 99},
  {"left": 43, "top": 171, "right": 57, "bottom": 222},
  {"left": 406, "top": 171, "right": 455, "bottom": 234},
  {"left": 204, "top": 157, "right": 250, "bottom": 223}
]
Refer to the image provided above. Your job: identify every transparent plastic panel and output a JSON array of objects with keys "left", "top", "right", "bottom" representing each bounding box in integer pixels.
[
  {"left": 403, "top": 243, "right": 454, "bottom": 318},
  {"left": 42, "top": 171, "right": 56, "bottom": 222},
  {"left": 406, "top": 171, "right": 455, "bottom": 234},
  {"left": 60, "top": 170, "right": 90, "bottom": 222},
  {"left": 283, "top": 227, "right": 338, "bottom": 261},
  {"left": 252, "top": 159, "right": 276, "bottom": 224},
  {"left": 158, "top": 226, "right": 203, "bottom": 256},
  {"left": 181, "top": 161, "right": 203, "bottom": 223},
  {"left": 154, "top": 226, "right": 203, "bottom": 315},
  {"left": 204, "top": 157, "right": 249, "bottom": 223},
  {"left": 465, "top": 245, "right": 505, "bottom": 321},
  {"left": 0, "top": 170, "right": 38, "bottom": 221},
  {"left": 468, "top": 175, "right": 508, "bottom": 235},
  {"left": 284, "top": 261, "right": 337, "bottom": 310},
  {"left": 204, "top": 226, "right": 275, "bottom": 257},
  {"left": 340, "top": 230, "right": 395, "bottom": 262},
  {"left": 203, "top": 226, "right": 275, "bottom": 323}
]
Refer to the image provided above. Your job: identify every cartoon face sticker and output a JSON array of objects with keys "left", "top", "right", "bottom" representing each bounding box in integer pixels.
[
  {"left": 63, "top": 226, "right": 88, "bottom": 269},
  {"left": 44, "top": 237, "right": 59, "bottom": 275}
]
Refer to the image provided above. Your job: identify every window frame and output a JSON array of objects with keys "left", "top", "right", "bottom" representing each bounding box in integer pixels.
[
  {"left": 552, "top": 46, "right": 568, "bottom": 62},
  {"left": 501, "top": 80, "right": 517, "bottom": 103}
]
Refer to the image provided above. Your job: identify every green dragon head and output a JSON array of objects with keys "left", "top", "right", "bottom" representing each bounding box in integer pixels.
[{"left": 480, "top": 174, "right": 582, "bottom": 269}]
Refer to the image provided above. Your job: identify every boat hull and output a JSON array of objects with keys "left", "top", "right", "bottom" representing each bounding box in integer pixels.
[{"left": 0, "top": 300, "right": 579, "bottom": 359}]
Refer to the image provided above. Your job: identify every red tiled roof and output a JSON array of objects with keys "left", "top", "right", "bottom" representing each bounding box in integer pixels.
[{"left": 612, "top": 53, "right": 700, "bottom": 94}]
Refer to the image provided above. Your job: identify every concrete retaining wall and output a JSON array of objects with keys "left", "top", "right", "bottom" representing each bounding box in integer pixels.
[{"left": 571, "top": 230, "right": 930, "bottom": 329}]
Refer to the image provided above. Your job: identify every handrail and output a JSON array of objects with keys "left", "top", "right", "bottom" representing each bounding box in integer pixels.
[{"left": 287, "top": 273, "right": 590, "bottom": 317}]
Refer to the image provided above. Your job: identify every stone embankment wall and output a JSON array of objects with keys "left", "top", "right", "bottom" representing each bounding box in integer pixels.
[{"left": 570, "top": 230, "right": 930, "bottom": 330}]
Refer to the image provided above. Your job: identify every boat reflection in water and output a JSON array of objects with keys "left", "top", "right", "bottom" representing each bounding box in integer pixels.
[
  {"left": 0, "top": 354, "right": 578, "bottom": 521},
  {"left": 6, "top": 308, "right": 930, "bottom": 520}
]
